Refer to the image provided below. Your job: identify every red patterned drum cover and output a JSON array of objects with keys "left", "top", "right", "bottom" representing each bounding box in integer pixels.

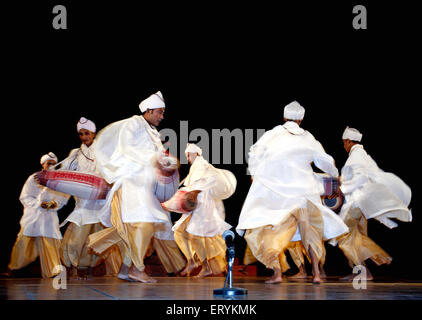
[
  {"left": 36, "top": 170, "right": 111, "bottom": 200},
  {"left": 161, "top": 190, "right": 200, "bottom": 214}
]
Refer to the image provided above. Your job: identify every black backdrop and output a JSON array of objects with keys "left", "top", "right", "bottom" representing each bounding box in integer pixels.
[{"left": 1, "top": 1, "right": 419, "bottom": 280}]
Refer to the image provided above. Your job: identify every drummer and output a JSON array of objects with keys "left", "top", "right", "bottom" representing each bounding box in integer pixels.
[
  {"left": 90, "top": 91, "right": 185, "bottom": 283},
  {"left": 335, "top": 127, "right": 412, "bottom": 281},
  {"left": 7, "top": 153, "right": 70, "bottom": 278},
  {"left": 172, "top": 143, "right": 232, "bottom": 278},
  {"left": 59, "top": 117, "right": 119, "bottom": 278}
]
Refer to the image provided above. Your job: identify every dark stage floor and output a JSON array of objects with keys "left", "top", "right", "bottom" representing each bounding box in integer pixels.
[{"left": 1, "top": 276, "right": 422, "bottom": 300}]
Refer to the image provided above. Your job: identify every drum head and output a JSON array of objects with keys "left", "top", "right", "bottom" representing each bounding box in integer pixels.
[{"left": 323, "top": 194, "right": 344, "bottom": 213}]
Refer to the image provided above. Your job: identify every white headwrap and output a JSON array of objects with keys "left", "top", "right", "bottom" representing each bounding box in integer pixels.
[
  {"left": 40, "top": 152, "right": 58, "bottom": 165},
  {"left": 77, "top": 117, "right": 96, "bottom": 133},
  {"left": 283, "top": 101, "right": 305, "bottom": 120},
  {"left": 185, "top": 143, "right": 203, "bottom": 158},
  {"left": 342, "top": 126, "right": 362, "bottom": 142},
  {"left": 139, "top": 91, "right": 165, "bottom": 113}
]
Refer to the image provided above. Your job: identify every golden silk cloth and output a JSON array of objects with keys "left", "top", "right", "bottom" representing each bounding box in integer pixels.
[
  {"left": 61, "top": 222, "right": 104, "bottom": 268},
  {"left": 337, "top": 207, "right": 392, "bottom": 267},
  {"left": 102, "top": 244, "right": 123, "bottom": 275},
  {"left": 9, "top": 231, "right": 62, "bottom": 278},
  {"left": 287, "top": 241, "right": 310, "bottom": 268},
  {"left": 243, "top": 244, "right": 258, "bottom": 266},
  {"left": 152, "top": 238, "right": 186, "bottom": 273},
  {"left": 174, "top": 216, "right": 227, "bottom": 275},
  {"left": 244, "top": 201, "right": 325, "bottom": 272},
  {"left": 88, "top": 187, "right": 185, "bottom": 274}
]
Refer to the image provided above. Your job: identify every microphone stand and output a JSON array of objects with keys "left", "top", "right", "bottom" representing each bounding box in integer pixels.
[{"left": 213, "top": 239, "right": 248, "bottom": 297}]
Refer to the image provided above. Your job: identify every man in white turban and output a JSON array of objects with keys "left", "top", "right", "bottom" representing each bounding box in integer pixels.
[
  {"left": 88, "top": 91, "right": 186, "bottom": 283},
  {"left": 57, "top": 117, "right": 122, "bottom": 278},
  {"left": 7, "top": 153, "right": 70, "bottom": 278},
  {"left": 172, "top": 143, "right": 234, "bottom": 277},
  {"left": 336, "top": 127, "right": 412, "bottom": 281},
  {"left": 236, "top": 101, "right": 348, "bottom": 284}
]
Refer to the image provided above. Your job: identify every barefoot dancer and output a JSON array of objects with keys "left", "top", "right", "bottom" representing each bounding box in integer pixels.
[
  {"left": 90, "top": 91, "right": 184, "bottom": 283},
  {"left": 8, "top": 153, "right": 70, "bottom": 278},
  {"left": 173, "top": 144, "right": 232, "bottom": 278},
  {"left": 336, "top": 127, "right": 412, "bottom": 281},
  {"left": 236, "top": 101, "right": 348, "bottom": 284},
  {"left": 59, "top": 117, "right": 119, "bottom": 279}
]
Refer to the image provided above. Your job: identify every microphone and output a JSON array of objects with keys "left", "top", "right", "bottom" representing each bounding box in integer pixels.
[
  {"left": 213, "top": 229, "right": 248, "bottom": 297},
  {"left": 223, "top": 230, "right": 235, "bottom": 259},
  {"left": 222, "top": 230, "right": 235, "bottom": 248}
]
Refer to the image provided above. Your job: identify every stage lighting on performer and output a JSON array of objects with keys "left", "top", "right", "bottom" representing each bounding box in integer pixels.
[{"left": 213, "top": 230, "right": 248, "bottom": 298}]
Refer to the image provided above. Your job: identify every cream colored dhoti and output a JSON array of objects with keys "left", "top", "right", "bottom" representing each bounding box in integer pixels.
[
  {"left": 337, "top": 207, "right": 392, "bottom": 267},
  {"left": 88, "top": 187, "right": 185, "bottom": 274},
  {"left": 244, "top": 201, "right": 326, "bottom": 272},
  {"left": 174, "top": 216, "right": 227, "bottom": 275},
  {"left": 9, "top": 231, "right": 62, "bottom": 278},
  {"left": 61, "top": 222, "right": 104, "bottom": 269}
]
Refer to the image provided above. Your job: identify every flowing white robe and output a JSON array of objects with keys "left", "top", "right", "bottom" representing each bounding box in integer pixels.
[
  {"left": 172, "top": 156, "right": 232, "bottom": 237},
  {"left": 19, "top": 173, "right": 70, "bottom": 239},
  {"left": 59, "top": 144, "right": 106, "bottom": 227},
  {"left": 93, "top": 115, "right": 174, "bottom": 240},
  {"left": 236, "top": 121, "right": 348, "bottom": 241},
  {"left": 339, "top": 144, "right": 412, "bottom": 229}
]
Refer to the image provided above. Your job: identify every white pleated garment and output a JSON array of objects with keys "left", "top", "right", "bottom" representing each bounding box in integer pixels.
[
  {"left": 92, "top": 115, "right": 174, "bottom": 240},
  {"left": 339, "top": 144, "right": 412, "bottom": 229},
  {"left": 172, "top": 156, "right": 232, "bottom": 237},
  {"left": 19, "top": 173, "right": 70, "bottom": 239},
  {"left": 236, "top": 121, "right": 349, "bottom": 241},
  {"left": 59, "top": 144, "right": 106, "bottom": 227}
]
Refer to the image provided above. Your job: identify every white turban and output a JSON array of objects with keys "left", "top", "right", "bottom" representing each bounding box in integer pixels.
[
  {"left": 40, "top": 152, "right": 58, "bottom": 165},
  {"left": 139, "top": 91, "right": 165, "bottom": 113},
  {"left": 185, "top": 143, "right": 203, "bottom": 157},
  {"left": 283, "top": 101, "right": 305, "bottom": 120},
  {"left": 342, "top": 126, "right": 363, "bottom": 142},
  {"left": 77, "top": 117, "right": 96, "bottom": 133}
]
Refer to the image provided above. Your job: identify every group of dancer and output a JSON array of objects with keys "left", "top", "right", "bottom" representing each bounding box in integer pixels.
[{"left": 5, "top": 92, "right": 412, "bottom": 284}]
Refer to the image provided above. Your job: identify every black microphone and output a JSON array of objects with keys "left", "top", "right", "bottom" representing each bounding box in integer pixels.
[
  {"left": 223, "top": 230, "right": 235, "bottom": 248},
  {"left": 222, "top": 230, "right": 235, "bottom": 258}
]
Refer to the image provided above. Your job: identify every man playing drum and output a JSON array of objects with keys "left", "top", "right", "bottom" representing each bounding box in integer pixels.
[
  {"left": 90, "top": 91, "right": 185, "bottom": 283},
  {"left": 59, "top": 117, "right": 119, "bottom": 279},
  {"left": 8, "top": 153, "right": 70, "bottom": 278},
  {"left": 172, "top": 143, "right": 234, "bottom": 278},
  {"left": 236, "top": 101, "right": 348, "bottom": 284},
  {"left": 335, "top": 127, "right": 412, "bottom": 281}
]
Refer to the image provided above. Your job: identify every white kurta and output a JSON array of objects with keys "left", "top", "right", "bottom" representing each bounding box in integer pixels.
[
  {"left": 236, "top": 121, "right": 348, "bottom": 241},
  {"left": 59, "top": 144, "right": 106, "bottom": 227},
  {"left": 19, "top": 173, "right": 70, "bottom": 239},
  {"left": 93, "top": 115, "right": 174, "bottom": 240},
  {"left": 339, "top": 144, "right": 412, "bottom": 229},
  {"left": 172, "top": 156, "right": 232, "bottom": 237}
]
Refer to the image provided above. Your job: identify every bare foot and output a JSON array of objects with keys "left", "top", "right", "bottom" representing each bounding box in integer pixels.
[
  {"left": 128, "top": 266, "right": 157, "bottom": 283},
  {"left": 117, "top": 264, "right": 131, "bottom": 281},
  {"left": 265, "top": 275, "right": 283, "bottom": 284},
  {"left": 312, "top": 274, "right": 324, "bottom": 284},
  {"left": 265, "top": 269, "right": 282, "bottom": 284},
  {"left": 180, "top": 260, "right": 197, "bottom": 277},
  {"left": 194, "top": 266, "right": 212, "bottom": 278}
]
